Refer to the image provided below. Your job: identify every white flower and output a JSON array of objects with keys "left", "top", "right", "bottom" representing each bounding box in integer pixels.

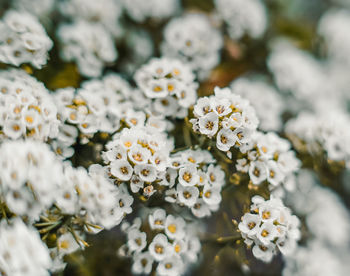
[
  {"left": 127, "top": 229, "right": 147, "bottom": 253},
  {"left": 252, "top": 242, "right": 275, "bottom": 263},
  {"left": 248, "top": 161, "right": 267, "bottom": 185},
  {"left": 149, "top": 208, "right": 167, "bottom": 230},
  {"left": 257, "top": 221, "right": 278, "bottom": 245},
  {"left": 110, "top": 160, "right": 133, "bottom": 181},
  {"left": 215, "top": 0, "right": 267, "bottom": 39},
  {"left": 206, "top": 164, "right": 225, "bottom": 187},
  {"left": 130, "top": 175, "right": 144, "bottom": 193},
  {"left": 202, "top": 185, "right": 222, "bottom": 206},
  {"left": 193, "top": 97, "right": 212, "bottom": 117},
  {"left": 191, "top": 198, "right": 211, "bottom": 218},
  {"left": 134, "top": 164, "right": 157, "bottom": 182},
  {"left": 164, "top": 215, "right": 186, "bottom": 240},
  {"left": 157, "top": 255, "right": 184, "bottom": 276},
  {"left": 148, "top": 233, "right": 172, "bottom": 261},
  {"left": 198, "top": 112, "right": 219, "bottom": 137},
  {"left": 178, "top": 164, "right": 199, "bottom": 186},
  {"left": 266, "top": 160, "right": 284, "bottom": 186},
  {"left": 57, "top": 233, "right": 81, "bottom": 256},
  {"left": 177, "top": 184, "right": 199, "bottom": 207},
  {"left": 132, "top": 252, "right": 153, "bottom": 274},
  {"left": 184, "top": 235, "right": 201, "bottom": 262},
  {"left": 238, "top": 213, "right": 261, "bottom": 236},
  {"left": 128, "top": 145, "right": 151, "bottom": 164},
  {"left": 216, "top": 128, "right": 236, "bottom": 151}
]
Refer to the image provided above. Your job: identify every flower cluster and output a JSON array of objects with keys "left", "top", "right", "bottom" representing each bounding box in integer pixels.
[
  {"left": 120, "top": 209, "right": 201, "bottom": 276},
  {"left": 236, "top": 132, "right": 300, "bottom": 194},
  {"left": 59, "top": 0, "right": 123, "bottom": 38},
  {"left": 268, "top": 42, "right": 327, "bottom": 101},
  {"left": 214, "top": 0, "right": 267, "bottom": 39},
  {"left": 283, "top": 240, "right": 347, "bottom": 276},
  {"left": 122, "top": 0, "right": 180, "bottom": 22},
  {"left": 54, "top": 73, "right": 148, "bottom": 143},
  {"left": 230, "top": 78, "right": 285, "bottom": 131},
  {"left": 0, "top": 140, "right": 63, "bottom": 221},
  {"left": 103, "top": 126, "right": 173, "bottom": 197},
  {"left": 164, "top": 149, "right": 226, "bottom": 218},
  {"left": 58, "top": 164, "right": 133, "bottom": 231},
  {"left": 0, "top": 219, "right": 52, "bottom": 276},
  {"left": 0, "top": 10, "right": 53, "bottom": 68},
  {"left": 11, "top": 0, "right": 55, "bottom": 17},
  {"left": 239, "top": 196, "right": 301, "bottom": 263},
  {"left": 0, "top": 69, "right": 59, "bottom": 141},
  {"left": 135, "top": 58, "right": 198, "bottom": 118},
  {"left": 318, "top": 9, "right": 350, "bottom": 65},
  {"left": 190, "top": 86, "right": 258, "bottom": 153},
  {"left": 285, "top": 110, "right": 350, "bottom": 168},
  {"left": 161, "top": 13, "right": 223, "bottom": 80},
  {"left": 121, "top": 29, "right": 154, "bottom": 75},
  {"left": 57, "top": 20, "right": 117, "bottom": 77}
]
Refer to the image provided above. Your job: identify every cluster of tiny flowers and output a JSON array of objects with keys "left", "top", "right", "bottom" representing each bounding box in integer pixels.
[
  {"left": 135, "top": 58, "right": 198, "bottom": 118},
  {"left": 122, "top": 0, "right": 180, "bottom": 22},
  {"left": 103, "top": 126, "right": 173, "bottom": 198},
  {"left": 190, "top": 86, "right": 259, "bottom": 153},
  {"left": 0, "top": 140, "right": 63, "bottom": 221},
  {"left": 285, "top": 110, "right": 350, "bottom": 168},
  {"left": 283, "top": 240, "right": 347, "bottom": 276},
  {"left": 318, "top": 9, "right": 350, "bottom": 65},
  {"left": 164, "top": 149, "right": 226, "bottom": 218},
  {"left": 121, "top": 29, "right": 154, "bottom": 75},
  {"left": 120, "top": 209, "right": 201, "bottom": 276},
  {"left": 230, "top": 78, "right": 285, "bottom": 131},
  {"left": 59, "top": 0, "right": 123, "bottom": 38},
  {"left": 0, "top": 69, "right": 59, "bottom": 141},
  {"left": 57, "top": 20, "right": 117, "bottom": 78},
  {"left": 0, "top": 219, "right": 52, "bottom": 276},
  {"left": 287, "top": 170, "right": 350, "bottom": 247},
  {"left": 161, "top": 13, "right": 223, "bottom": 80},
  {"left": 11, "top": 0, "right": 55, "bottom": 18},
  {"left": 239, "top": 196, "right": 301, "bottom": 263},
  {"left": 268, "top": 42, "right": 327, "bottom": 101},
  {"left": 236, "top": 132, "right": 300, "bottom": 193},
  {"left": 54, "top": 74, "right": 151, "bottom": 144},
  {"left": 58, "top": 164, "right": 133, "bottom": 231},
  {"left": 0, "top": 10, "right": 53, "bottom": 68},
  {"left": 214, "top": 0, "right": 267, "bottom": 39}
]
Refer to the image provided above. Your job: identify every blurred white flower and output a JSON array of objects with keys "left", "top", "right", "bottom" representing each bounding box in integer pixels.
[
  {"left": 57, "top": 20, "right": 117, "bottom": 77},
  {"left": 162, "top": 13, "right": 223, "bottom": 80},
  {"left": 215, "top": 0, "right": 267, "bottom": 39}
]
